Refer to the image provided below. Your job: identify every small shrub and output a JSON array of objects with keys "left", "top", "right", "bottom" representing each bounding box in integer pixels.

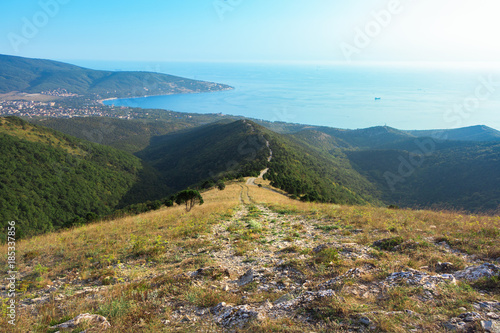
[
  {"left": 217, "top": 181, "right": 226, "bottom": 190},
  {"left": 471, "top": 275, "right": 500, "bottom": 293},
  {"left": 23, "top": 250, "right": 40, "bottom": 261},
  {"left": 313, "top": 248, "right": 339, "bottom": 264},
  {"left": 373, "top": 237, "right": 404, "bottom": 251}
]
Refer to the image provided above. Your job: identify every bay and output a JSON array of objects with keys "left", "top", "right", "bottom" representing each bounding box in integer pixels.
[{"left": 75, "top": 61, "right": 500, "bottom": 130}]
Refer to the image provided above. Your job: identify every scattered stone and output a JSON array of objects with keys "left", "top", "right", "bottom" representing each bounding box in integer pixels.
[
  {"left": 49, "top": 313, "right": 110, "bottom": 330},
  {"left": 384, "top": 269, "right": 456, "bottom": 290},
  {"left": 488, "top": 312, "right": 499, "bottom": 320},
  {"left": 359, "top": 316, "right": 371, "bottom": 326},
  {"left": 454, "top": 263, "right": 500, "bottom": 281},
  {"left": 481, "top": 320, "right": 500, "bottom": 333},
  {"left": 211, "top": 302, "right": 262, "bottom": 328},
  {"left": 473, "top": 301, "right": 500, "bottom": 311},
  {"left": 459, "top": 312, "right": 481, "bottom": 322},
  {"left": 273, "top": 293, "right": 296, "bottom": 305},
  {"left": 237, "top": 269, "right": 255, "bottom": 287},
  {"left": 443, "top": 319, "right": 466, "bottom": 331}
]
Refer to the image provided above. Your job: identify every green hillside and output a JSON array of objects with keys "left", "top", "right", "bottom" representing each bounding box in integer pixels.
[
  {"left": 261, "top": 126, "right": 379, "bottom": 205},
  {"left": 0, "top": 54, "right": 232, "bottom": 98},
  {"left": 24, "top": 115, "right": 500, "bottom": 214},
  {"left": 29, "top": 117, "right": 198, "bottom": 153},
  {"left": 346, "top": 140, "right": 500, "bottom": 213},
  {"left": 136, "top": 120, "right": 269, "bottom": 191},
  {"left": 0, "top": 116, "right": 149, "bottom": 238}
]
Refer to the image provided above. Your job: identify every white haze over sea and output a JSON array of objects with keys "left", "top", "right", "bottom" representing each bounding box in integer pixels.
[{"left": 72, "top": 60, "right": 500, "bottom": 131}]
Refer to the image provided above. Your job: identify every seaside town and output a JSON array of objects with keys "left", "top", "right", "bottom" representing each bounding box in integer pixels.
[
  {"left": 0, "top": 90, "right": 134, "bottom": 119},
  {"left": 0, "top": 99, "right": 133, "bottom": 119}
]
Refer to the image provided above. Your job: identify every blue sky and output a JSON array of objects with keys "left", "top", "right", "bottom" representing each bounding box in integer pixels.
[{"left": 1, "top": 0, "right": 500, "bottom": 63}]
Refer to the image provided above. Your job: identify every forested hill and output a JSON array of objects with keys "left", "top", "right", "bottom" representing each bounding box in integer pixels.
[
  {"left": 0, "top": 54, "right": 232, "bottom": 98},
  {"left": 0, "top": 116, "right": 150, "bottom": 238},
  {"left": 25, "top": 115, "right": 500, "bottom": 214}
]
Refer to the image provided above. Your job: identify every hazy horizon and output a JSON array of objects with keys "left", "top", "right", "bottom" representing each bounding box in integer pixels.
[{"left": 2, "top": 0, "right": 500, "bottom": 64}]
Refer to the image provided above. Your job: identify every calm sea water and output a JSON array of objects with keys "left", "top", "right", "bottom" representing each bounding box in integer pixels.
[{"left": 74, "top": 61, "right": 500, "bottom": 130}]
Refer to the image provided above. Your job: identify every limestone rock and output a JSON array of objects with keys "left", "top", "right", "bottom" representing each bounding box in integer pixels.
[
  {"left": 49, "top": 313, "right": 110, "bottom": 330},
  {"left": 384, "top": 269, "right": 456, "bottom": 290},
  {"left": 211, "top": 302, "right": 263, "bottom": 328},
  {"left": 237, "top": 269, "right": 255, "bottom": 287},
  {"left": 481, "top": 320, "right": 500, "bottom": 333},
  {"left": 454, "top": 263, "right": 500, "bottom": 281}
]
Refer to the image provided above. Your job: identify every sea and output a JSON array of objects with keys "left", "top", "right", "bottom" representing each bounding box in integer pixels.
[{"left": 72, "top": 60, "right": 500, "bottom": 131}]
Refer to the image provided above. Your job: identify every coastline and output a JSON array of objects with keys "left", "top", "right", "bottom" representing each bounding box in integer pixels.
[
  {"left": 98, "top": 97, "right": 118, "bottom": 105},
  {"left": 99, "top": 86, "right": 234, "bottom": 106}
]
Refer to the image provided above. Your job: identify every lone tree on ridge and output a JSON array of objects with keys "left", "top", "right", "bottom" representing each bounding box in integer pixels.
[{"left": 175, "top": 190, "right": 204, "bottom": 211}]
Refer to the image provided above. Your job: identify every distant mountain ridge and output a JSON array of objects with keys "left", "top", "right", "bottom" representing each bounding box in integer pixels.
[
  {"left": 0, "top": 54, "right": 232, "bottom": 98},
  {"left": 257, "top": 122, "right": 500, "bottom": 146},
  {"left": 406, "top": 125, "right": 500, "bottom": 142}
]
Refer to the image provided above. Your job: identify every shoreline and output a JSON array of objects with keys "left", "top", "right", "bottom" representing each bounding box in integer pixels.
[{"left": 98, "top": 86, "right": 234, "bottom": 106}]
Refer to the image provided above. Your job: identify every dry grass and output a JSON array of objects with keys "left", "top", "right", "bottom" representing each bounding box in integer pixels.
[
  {"left": 1, "top": 180, "right": 498, "bottom": 332},
  {"left": 0, "top": 184, "right": 241, "bottom": 332},
  {"left": 248, "top": 183, "right": 500, "bottom": 260}
]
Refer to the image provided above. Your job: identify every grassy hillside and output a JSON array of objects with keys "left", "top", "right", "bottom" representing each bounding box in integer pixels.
[
  {"left": 0, "top": 54, "right": 231, "bottom": 98},
  {"left": 0, "top": 116, "right": 158, "bottom": 238},
  {"left": 1, "top": 180, "right": 498, "bottom": 332}
]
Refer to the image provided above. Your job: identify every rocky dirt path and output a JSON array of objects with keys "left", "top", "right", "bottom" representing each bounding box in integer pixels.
[{"left": 182, "top": 184, "right": 500, "bottom": 331}]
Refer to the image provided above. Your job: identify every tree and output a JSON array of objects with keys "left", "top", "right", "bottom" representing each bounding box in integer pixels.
[
  {"left": 217, "top": 180, "right": 226, "bottom": 191},
  {"left": 175, "top": 190, "right": 204, "bottom": 211}
]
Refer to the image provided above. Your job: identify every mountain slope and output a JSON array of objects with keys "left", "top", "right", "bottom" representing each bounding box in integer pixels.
[
  {"left": 21, "top": 116, "right": 500, "bottom": 213},
  {"left": 0, "top": 54, "right": 231, "bottom": 98},
  {"left": 136, "top": 120, "right": 270, "bottom": 192},
  {"left": 0, "top": 116, "right": 151, "bottom": 237},
  {"left": 29, "top": 117, "right": 198, "bottom": 153},
  {"left": 346, "top": 140, "right": 500, "bottom": 213},
  {"left": 262, "top": 126, "right": 380, "bottom": 205}
]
